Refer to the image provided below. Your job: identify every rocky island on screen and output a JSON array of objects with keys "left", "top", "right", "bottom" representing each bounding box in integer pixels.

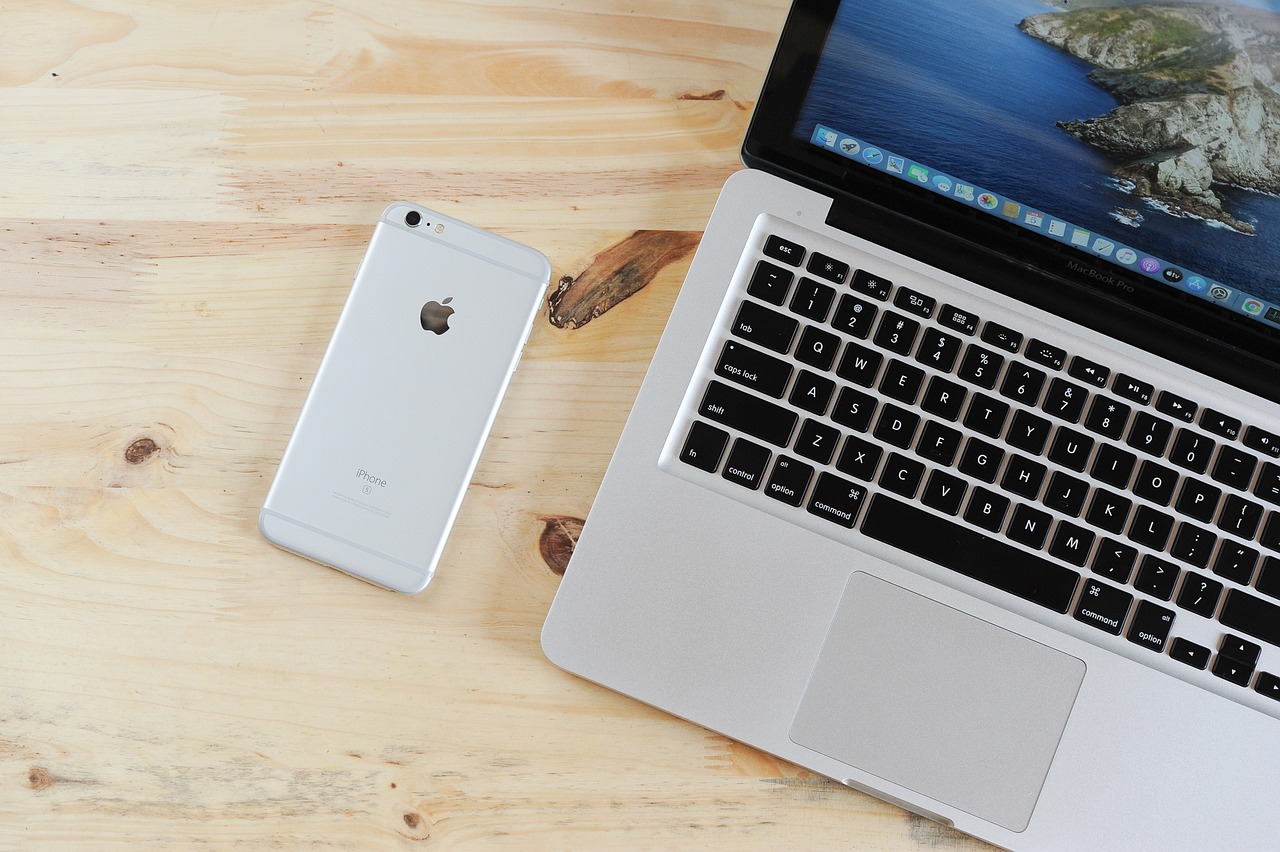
[{"left": 1021, "top": 2, "right": 1280, "bottom": 235}]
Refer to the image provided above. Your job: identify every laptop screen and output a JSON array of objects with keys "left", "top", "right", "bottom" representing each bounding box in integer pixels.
[{"left": 745, "top": 0, "right": 1280, "bottom": 392}]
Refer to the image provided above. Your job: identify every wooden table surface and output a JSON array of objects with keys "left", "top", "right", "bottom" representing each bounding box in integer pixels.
[{"left": 0, "top": 3, "right": 986, "bottom": 848}]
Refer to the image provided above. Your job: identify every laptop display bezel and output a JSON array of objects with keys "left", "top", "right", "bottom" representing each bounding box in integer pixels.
[{"left": 742, "top": 0, "right": 1280, "bottom": 401}]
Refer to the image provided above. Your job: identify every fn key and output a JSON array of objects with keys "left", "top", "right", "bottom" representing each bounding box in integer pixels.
[{"left": 679, "top": 421, "right": 729, "bottom": 473}]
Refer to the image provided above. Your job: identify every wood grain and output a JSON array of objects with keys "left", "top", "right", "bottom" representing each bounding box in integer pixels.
[{"left": 0, "top": 2, "right": 989, "bottom": 849}]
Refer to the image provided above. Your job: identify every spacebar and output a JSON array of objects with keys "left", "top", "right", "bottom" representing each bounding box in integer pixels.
[{"left": 860, "top": 494, "right": 1080, "bottom": 614}]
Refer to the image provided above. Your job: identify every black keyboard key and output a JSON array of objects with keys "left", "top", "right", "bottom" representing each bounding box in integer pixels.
[
  {"left": 1000, "top": 363, "right": 1046, "bottom": 406},
  {"left": 1244, "top": 425, "right": 1280, "bottom": 459},
  {"left": 721, "top": 438, "right": 771, "bottom": 490},
  {"left": 1170, "top": 637, "right": 1211, "bottom": 670},
  {"left": 1074, "top": 578, "right": 1131, "bottom": 635},
  {"left": 1130, "top": 505, "right": 1175, "bottom": 551},
  {"left": 747, "top": 260, "right": 793, "bottom": 305},
  {"left": 1256, "top": 672, "right": 1280, "bottom": 702},
  {"left": 874, "top": 311, "right": 920, "bottom": 356},
  {"left": 715, "top": 340, "right": 792, "bottom": 398},
  {"left": 916, "top": 327, "right": 962, "bottom": 372},
  {"left": 789, "top": 370, "right": 836, "bottom": 415},
  {"left": 1168, "top": 429, "right": 1215, "bottom": 475},
  {"left": 699, "top": 381, "right": 797, "bottom": 447},
  {"left": 1008, "top": 409, "right": 1052, "bottom": 455},
  {"left": 1047, "top": 428, "right": 1094, "bottom": 473},
  {"left": 1175, "top": 571, "right": 1223, "bottom": 617},
  {"left": 879, "top": 359, "right": 925, "bottom": 404},
  {"left": 1068, "top": 356, "right": 1110, "bottom": 388},
  {"left": 1127, "top": 411, "right": 1173, "bottom": 457},
  {"left": 1258, "top": 557, "right": 1280, "bottom": 600},
  {"left": 1201, "top": 408, "right": 1242, "bottom": 440},
  {"left": 873, "top": 404, "right": 920, "bottom": 449},
  {"left": 1134, "top": 555, "right": 1180, "bottom": 600},
  {"left": 1132, "top": 460, "right": 1178, "bottom": 506},
  {"left": 1008, "top": 504, "right": 1053, "bottom": 550},
  {"left": 1218, "top": 494, "right": 1263, "bottom": 540},
  {"left": 981, "top": 322, "right": 1023, "bottom": 354},
  {"left": 764, "top": 456, "right": 812, "bottom": 507},
  {"left": 1093, "top": 538, "right": 1138, "bottom": 583},
  {"left": 938, "top": 304, "right": 979, "bottom": 335},
  {"left": 860, "top": 495, "right": 1080, "bottom": 613},
  {"left": 795, "top": 325, "right": 840, "bottom": 371},
  {"left": 1221, "top": 588, "right": 1280, "bottom": 648},
  {"left": 836, "top": 435, "right": 882, "bottom": 481},
  {"left": 1169, "top": 523, "right": 1216, "bottom": 570},
  {"left": 1155, "top": 391, "right": 1197, "bottom": 423},
  {"left": 836, "top": 342, "right": 883, "bottom": 387},
  {"left": 1085, "top": 489, "right": 1132, "bottom": 535},
  {"left": 679, "top": 421, "right": 729, "bottom": 473},
  {"left": 1255, "top": 462, "right": 1280, "bottom": 506},
  {"left": 893, "top": 287, "right": 936, "bottom": 319},
  {"left": 1261, "top": 512, "right": 1280, "bottom": 553},
  {"left": 920, "top": 375, "right": 966, "bottom": 421},
  {"left": 958, "top": 438, "right": 1004, "bottom": 483},
  {"left": 1043, "top": 471, "right": 1089, "bottom": 517},
  {"left": 733, "top": 300, "right": 798, "bottom": 353},
  {"left": 917, "top": 421, "right": 962, "bottom": 467},
  {"left": 1026, "top": 339, "right": 1066, "bottom": 371},
  {"left": 1042, "top": 378, "right": 1088, "bottom": 423},
  {"left": 1221, "top": 634, "right": 1262, "bottom": 667},
  {"left": 1083, "top": 396, "right": 1130, "bottom": 440},
  {"left": 1126, "top": 600, "right": 1174, "bottom": 653},
  {"left": 880, "top": 452, "right": 925, "bottom": 498},
  {"left": 850, "top": 268, "right": 891, "bottom": 300},
  {"left": 831, "top": 387, "right": 876, "bottom": 433},
  {"left": 795, "top": 418, "right": 839, "bottom": 465},
  {"left": 830, "top": 293, "right": 877, "bottom": 339},
  {"left": 1213, "top": 542, "right": 1258, "bottom": 586},
  {"left": 807, "top": 252, "right": 849, "bottom": 284},
  {"left": 1113, "top": 374, "right": 1153, "bottom": 405},
  {"left": 807, "top": 472, "right": 867, "bottom": 528},
  {"left": 921, "top": 470, "right": 968, "bottom": 516},
  {"left": 963, "top": 393, "right": 1010, "bottom": 438},
  {"left": 789, "top": 277, "right": 836, "bottom": 321},
  {"left": 1212, "top": 446, "right": 1258, "bottom": 491},
  {"left": 1212, "top": 655, "right": 1254, "bottom": 687},
  {"left": 1049, "top": 521, "right": 1095, "bottom": 566},
  {"left": 1174, "top": 478, "right": 1221, "bottom": 524},
  {"left": 957, "top": 345, "right": 1003, "bottom": 389},
  {"left": 763, "top": 234, "right": 804, "bottom": 266},
  {"left": 1092, "top": 443, "right": 1137, "bottom": 489},
  {"left": 1002, "top": 455, "right": 1047, "bottom": 500}
]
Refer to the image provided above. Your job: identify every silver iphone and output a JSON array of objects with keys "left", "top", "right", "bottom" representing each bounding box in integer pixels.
[{"left": 260, "top": 202, "right": 551, "bottom": 593}]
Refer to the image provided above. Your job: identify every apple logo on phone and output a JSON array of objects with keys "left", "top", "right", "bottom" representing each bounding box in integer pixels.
[{"left": 420, "top": 297, "right": 455, "bottom": 334}]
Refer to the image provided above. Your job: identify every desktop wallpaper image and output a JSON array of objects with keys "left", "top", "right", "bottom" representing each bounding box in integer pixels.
[{"left": 800, "top": 0, "right": 1280, "bottom": 307}]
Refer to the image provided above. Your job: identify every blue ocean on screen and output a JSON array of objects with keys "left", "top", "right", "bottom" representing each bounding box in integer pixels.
[{"left": 798, "top": 0, "right": 1280, "bottom": 305}]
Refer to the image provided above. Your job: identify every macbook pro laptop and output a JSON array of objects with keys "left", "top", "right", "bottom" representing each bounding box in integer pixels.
[{"left": 542, "top": 1, "right": 1280, "bottom": 847}]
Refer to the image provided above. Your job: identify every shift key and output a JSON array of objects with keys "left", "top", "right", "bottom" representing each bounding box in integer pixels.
[{"left": 700, "top": 380, "right": 798, "bottom": 447}]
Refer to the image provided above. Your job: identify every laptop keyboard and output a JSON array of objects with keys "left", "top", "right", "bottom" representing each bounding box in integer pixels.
[{"left": 669, "top": 224, "right": 1280, "bottom": 712}]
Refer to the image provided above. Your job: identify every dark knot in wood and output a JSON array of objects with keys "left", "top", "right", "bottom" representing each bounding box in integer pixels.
[
  {"left": 124, "top": 437, "right": 161, "bottom": 465},
  {"left": 549, "top": 230, "right": 700, "bottom": 329},
  {"left": 538, "top": 515, "right": 585, "bottom": 576}
]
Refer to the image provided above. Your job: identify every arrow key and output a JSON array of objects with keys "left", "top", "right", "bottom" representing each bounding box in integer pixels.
[
  {"left": 1255, "top": 672, "right": 1280, "bottom": 702},
  {"left": 1212, "top": 654, "right": 1255, "bottom": 687},
  {"left": 1220, "top": 633, "right": 1262, "bottom": 667}
]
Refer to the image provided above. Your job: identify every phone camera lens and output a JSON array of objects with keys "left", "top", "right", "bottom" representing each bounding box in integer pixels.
[{"left": 405, "top": 210, "right": 422, "bottom": 228}]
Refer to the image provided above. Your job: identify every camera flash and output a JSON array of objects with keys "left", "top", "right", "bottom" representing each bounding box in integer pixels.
[{"left": 435, "top": 223, "right": 445, "bottom": 234}]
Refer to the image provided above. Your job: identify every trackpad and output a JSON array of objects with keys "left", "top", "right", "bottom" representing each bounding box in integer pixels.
[{"left": 790, "top": 572, "right": 1085, "bottom": 832}]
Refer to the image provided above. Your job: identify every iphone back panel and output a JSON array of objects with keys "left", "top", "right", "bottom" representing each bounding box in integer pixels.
[{"left": 260, "top": 202, "right": 551, "bottom": 593}]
